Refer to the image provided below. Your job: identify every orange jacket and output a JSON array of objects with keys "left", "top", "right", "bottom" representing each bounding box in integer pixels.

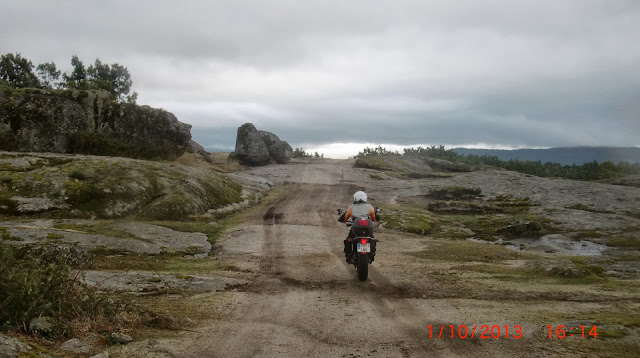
[{"left": 343, "top": 203, "right": 379, "bottom": 222}]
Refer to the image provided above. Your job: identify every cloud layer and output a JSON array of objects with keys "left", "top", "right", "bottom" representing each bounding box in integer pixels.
[{"left": 2, "top": 0, "right": 639, "bottom": 156}]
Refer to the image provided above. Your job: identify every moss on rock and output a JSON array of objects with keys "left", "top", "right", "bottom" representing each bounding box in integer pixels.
[{"left": 0, "top": 152, "right": 243, "bottom": 219}]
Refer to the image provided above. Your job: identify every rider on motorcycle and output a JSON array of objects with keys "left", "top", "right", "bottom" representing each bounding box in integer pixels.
[{"left": 338, "top": 191, "right": 380, "bottom": 263}]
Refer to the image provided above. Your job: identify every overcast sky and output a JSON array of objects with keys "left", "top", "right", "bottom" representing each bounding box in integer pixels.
[{"left": 2, "top": 0, "right": 639, "bottom": 157}]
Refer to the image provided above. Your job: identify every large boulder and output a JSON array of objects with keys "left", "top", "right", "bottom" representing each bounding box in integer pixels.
[
  {"left": 0, "top": 88, "right": 192, "bottom": 160},
  {"left": 258, "top": 130, "right": 281, "bottom": 147},
  {"left": 235, "top": 123, "right": 292, "bottom": 165},
  {"left": 235, "top": 124, "right": 270, "bottom": 165},
  {"left": 269, "top": 141, "right": 293, "bottom": 164}
]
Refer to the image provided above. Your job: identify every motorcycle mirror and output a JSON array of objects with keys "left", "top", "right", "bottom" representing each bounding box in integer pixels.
[
  {"left": 375, "top": 207, "right": 381, "bottom": 213},
  {"left": 336, "top": 209, "right": 343, "bottom": 215}
]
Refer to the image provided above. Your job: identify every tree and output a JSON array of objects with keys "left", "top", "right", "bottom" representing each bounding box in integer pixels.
[
  {"left": 0, "top": 53, "right": 41, "bottom": 88},
  {"left": 86, "top": 59, "right": 133, "bottom": 102},
  {"left": 86, "top": 58, "right": 110, "bottom": 91},
  {"left": 63, "top": 55, "right": 88, "bottom": 90},
  {"left": 126, "top": 90, "right": 138, "bottom": 104},
  {"left": 107, "top": 62, "right": 133, "bottom": 102},
  {"left": 63, "top": 56, "right": 135, "bottom": 102},
  {"left": 292, "top": 148, "right": 312, "bottom": 158},
  {"left": 36, "top": 62, "right": 61, "bottom": 88}
]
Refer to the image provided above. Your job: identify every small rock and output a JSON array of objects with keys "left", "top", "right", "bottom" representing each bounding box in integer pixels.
[
  {"left": 147, "top": 339, "right": 159, "bottom": 346},
  {"left": 110, "top": 332, "right": 133, "bottom": 344},
  {"left": 60, "top": 338, "right": 92, "bottom": 354},
  {"left": 0, "top": 333, "right": 33, "bottom": 357},
  {"left": 89, "top": 351, "right": 109, "bottom": 358}
]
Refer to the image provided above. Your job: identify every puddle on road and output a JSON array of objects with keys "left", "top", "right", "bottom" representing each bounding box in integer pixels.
[{"left": 468, "top": 234, "right": 608, "bottom": 256}]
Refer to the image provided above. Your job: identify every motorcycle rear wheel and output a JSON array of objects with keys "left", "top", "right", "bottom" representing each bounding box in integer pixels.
[{"left": 356, "top": 253, "right": 369, "bottom": 281}]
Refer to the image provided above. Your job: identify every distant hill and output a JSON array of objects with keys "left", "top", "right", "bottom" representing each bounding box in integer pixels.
[{"left": 452, "top": 147, "right": 640, "bottom": 165}]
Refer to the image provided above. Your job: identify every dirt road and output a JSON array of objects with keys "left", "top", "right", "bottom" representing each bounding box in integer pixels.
[
  {"left": 116, "top": 159, "right": 638, "bottom": 357},
  {"left": 162, "top": 161, "right": 513, "bottom": 357}
]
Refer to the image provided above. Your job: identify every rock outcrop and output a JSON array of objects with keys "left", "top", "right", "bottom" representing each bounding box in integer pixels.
[
  {"left": 0, "top": 151, "right": 243, "bottom": 220},
  {"left": 0, "top": 334, "right": 33, "bottom": 358},
  {"left": 235, "top": 123, "right": 292, "bottom": 165},
  {"left": 187, "top": 139, "right": 212, "bottom": 163},
  {"left": 60, "top": 338, "right": 92, "bottom": 354},
  {"left": 0, "top": 88, "right": 192, "bottom": 160}
]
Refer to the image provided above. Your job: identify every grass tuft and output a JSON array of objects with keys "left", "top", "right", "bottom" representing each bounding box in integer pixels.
[
  {"left": 411, "top": 239, "right": 524, "bottom": 262},
  {"left": 67, "top": 170, "right": 87, "bottom": 181},
  {"left": 606, "top": 237, "right": 640, "bottom": 249}
]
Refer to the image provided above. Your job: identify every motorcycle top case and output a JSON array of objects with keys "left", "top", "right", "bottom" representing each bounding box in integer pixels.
[{"left": 351, "top": 219, "right": 374, "bottom": 237}]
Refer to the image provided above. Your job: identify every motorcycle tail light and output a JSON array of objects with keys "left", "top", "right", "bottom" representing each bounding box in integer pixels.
[{"left": 360, "top": 238, "right": 367, "bottom": 245}]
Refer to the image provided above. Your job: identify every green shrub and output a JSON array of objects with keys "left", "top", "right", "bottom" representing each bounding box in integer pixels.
[
  {"left": 354, "top": 157, "right": 391, "bottom": 170},
  {"left": 356, "top": 146, "right": 400, "bottom": 157},
  {"left": 46, "top": 232, "right": 65, "bottom": 240},
  {"left": 426, "top": 186, "right": 482, "bottom": 200},
  {"left": 292, "top": 148, "right": 314, "bottom": 158},
  {"left": 0, "top": 241, "right": 125, "bottom": 336},
  {"left": 1, "top": 226, "right": 20, "bottom": 241},
  {"left": 68, "top": 170, "right": 86, "bottom": 181},
  {"left": 607, "top": 238, "right": 640, "bottom": 249},
  {"left": 0, "top": 242, "right": 72, "bottom": 332},
  {"left": 566, "top": 203, "right": 591, "bottom": 211}
]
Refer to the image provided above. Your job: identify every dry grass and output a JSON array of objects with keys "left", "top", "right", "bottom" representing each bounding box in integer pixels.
[
  {"left": 209, "top": 152, "right": 246, "bottom": 173},
  {"left": 173, "top": 152, "right": 245, "bottom": 173},
  {"left": 412, "top": 239, "right": 526, "bottom": 262}
]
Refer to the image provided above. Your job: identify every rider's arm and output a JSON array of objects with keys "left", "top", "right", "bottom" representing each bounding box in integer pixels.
[
  {"left": 368, "top": 205, "right": 379, "bottom": 222},
  {"left": 343, "top": 207, "right": 353, "bottom": 222}
]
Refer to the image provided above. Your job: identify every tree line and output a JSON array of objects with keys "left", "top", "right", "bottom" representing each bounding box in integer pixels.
[
  {"left": 292, "top": 148, "right": 324, "bottom": 159},
  {"left": 0, "top": 52, "right": 137, "bottom": 103},
  {"left": 357, "top": 145, "right": 640, "bottom": 181}
]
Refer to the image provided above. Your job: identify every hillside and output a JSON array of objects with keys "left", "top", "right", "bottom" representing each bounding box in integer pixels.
[{"left": 454, "top": 146, "right": 640, "bottom": 165}]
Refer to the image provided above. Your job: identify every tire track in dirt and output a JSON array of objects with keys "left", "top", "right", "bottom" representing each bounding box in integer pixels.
[
  {"left": 184, "top": 164, "right": 487, "bottom": 357},
  {"left": 315, "top": 182, "right": 470, "bottom": 356}
]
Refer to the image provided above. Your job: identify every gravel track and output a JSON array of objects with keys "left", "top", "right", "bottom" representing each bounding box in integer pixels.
[
  {"left": 150, "top": 162, "right": 503, "bottom": 357},
  {"left": 114, "top": 160, "right": 639, "bottom": 357}
]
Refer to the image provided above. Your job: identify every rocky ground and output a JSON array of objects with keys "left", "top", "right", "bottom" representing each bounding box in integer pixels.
[
  {"left": 0, "top": 151, "right": 243, "bottom": 219},
  {"left": 1, "top": 155, "right": 639, "bottom": 357}
]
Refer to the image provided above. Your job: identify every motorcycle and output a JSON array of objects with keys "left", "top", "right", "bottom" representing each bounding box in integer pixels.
[{"left": 336, "top": 208, "right": 379, "bottom": 281}]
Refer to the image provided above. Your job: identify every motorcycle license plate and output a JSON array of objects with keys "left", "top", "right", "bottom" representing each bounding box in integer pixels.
[{"left": 357, "top": 243, "right": 371, "bottom": 253}]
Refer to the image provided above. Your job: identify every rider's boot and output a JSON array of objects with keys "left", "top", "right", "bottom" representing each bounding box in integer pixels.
[{"left": 344, "top": 238, "right": 353, "bottom": 263}]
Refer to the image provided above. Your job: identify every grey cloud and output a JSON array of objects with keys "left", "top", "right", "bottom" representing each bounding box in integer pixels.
[{"left": 1, "top": 0, "right": 639, "bottom": 153}]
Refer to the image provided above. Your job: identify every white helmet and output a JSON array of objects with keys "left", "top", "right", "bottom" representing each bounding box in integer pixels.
[{"left": 353, "top": 191, "right": 367, "bottom": 204}]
